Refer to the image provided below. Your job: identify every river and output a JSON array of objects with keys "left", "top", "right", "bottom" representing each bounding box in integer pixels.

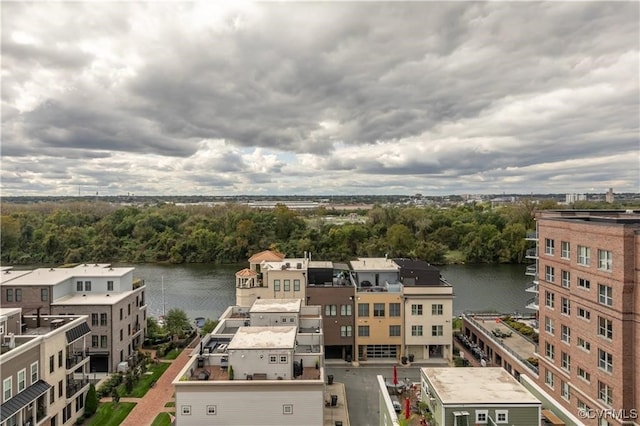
[{"left": 123, "top": 263, "right": 532, "bottom": 322}]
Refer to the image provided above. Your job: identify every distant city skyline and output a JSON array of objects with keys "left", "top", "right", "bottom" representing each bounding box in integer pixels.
[{"left": 2, "top": 2, "right": 638, "bottom": 196}]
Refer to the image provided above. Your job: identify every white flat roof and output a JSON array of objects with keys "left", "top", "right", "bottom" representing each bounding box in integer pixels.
[
  {"left": 51, "top": 291, "right": 133, "bottom": 306},
  {"left": 350, "top": 257, "right": 399, "bottom": 272},
  {"left": 0, "top": 307, "right": 22, "bottom": 318},
  {"left": 422, "top": 367, "right": 540, "bottom": 405},
  {"left": 228, "top": 326, "right": 297, "bottom": 350},
  {"left": 0, "top": 265, "right": 134, "bottom": 286},
  {"left": 250, "top": 298, "right": 301, "bottom": 313},
  {"left": 0, "top": 269, "right": 33, "bottom": 284}
]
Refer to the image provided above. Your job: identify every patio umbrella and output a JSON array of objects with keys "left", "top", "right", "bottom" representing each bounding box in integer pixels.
[
  {"left": 393, "top": 364, "right": 398, "bottom": 385},
  {"left": 405, "top": 397, "right": 410, "bottom": 419}
]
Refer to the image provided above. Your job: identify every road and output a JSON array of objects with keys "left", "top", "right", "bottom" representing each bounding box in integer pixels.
[{"left": 326, "top": 365, "right": 424, "bottom": 426}]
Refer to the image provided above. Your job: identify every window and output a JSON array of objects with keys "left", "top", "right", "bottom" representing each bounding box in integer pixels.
[
  {"left": 578, "top": 337, "right": 591, "bottom": 352},
  {"left": 475, "top": 410, "right": 488, "bottom": 424},
  {"left": 577, "top": 245, "right": 590, "bottom": 266},
  {"left": 577, "top": 367, "right": 591, "bottom": 382},
  {"left": 340, "top": 325, "right": 352, "bottom": 337},
  {"left": 3, "top": 377, "right": 12, "bottom": 402},
  {"left": 598, "top": 249, "right": 612, "bottom": 271},
  {"left": 340, "top": 304, "right": 352, "bottom": 316},
  {"left": 561, "top": 381, "right": 571, "bottom": 400},
  {"left": 561, "top": 270, "right": 570, "bottom": 288},
  {"left": 545, "top": 238, "right": 555, "bottom": 255},
  {"left": 598, "top": 381, "right": 613, "bottom": 405},
  {"left": 598, "top": 284, "right": 613, "bottom": 306},
  {"left": 30, "top": 362, "right": 38, "bottom": 384},
  {"left": 324, "top": 305, "right": 337, "bottom": 317},
  {"left": 84, "top": 281, "right": 92, "bottom": 291},
  {"left": 91, "top": 314, "right": 98, "bottom": 326},
  {"left": 58, "top": 350, "right": 63, "bottom": 368},
  {"left": 411, "top": 325, "right": 423, "bottom": 336},
  {"left": 561, "top": 352, "right": 571, "bottom": 371},
  {"left": 119, "top": 329, "right": 123, "bottom": 341},
  {"left": 358, "top": 303, "right": 369, "bottom": 317},
  {"left": 283, "top": 280, "right": 290, "bottom": 291},
  {"left": 598, "top": 317, "right": 613, "bottom": 340},
  {"left": 495, "top": 410, "right": 508, "bottom": 424},
  {"left": 358, "top": 326, "right": 370, "bottom": 337},
  {"left": 100, "top": 335, "right": 107, "bottom": 348},
  {"left": 545, "top": 342, "right": 555, "bottom": 360},
  {"left": 17, "top": 369, "right": 25, "bottom": 393},
  {"left": 41, "top": 288, "right": 49, "bottom": 301},
  {"left": 561, "top": 241, "right": 570, "bottom": 259},
  {"left": 432, "top": 325, "right": 443, "bottom": 336},
  {"left": 544, "top": 317, "right": 555, "bottom": 334},
  {"left": 545, "top": 291, "right": 555, "bottom": 309},
  {"left": 279, "top": 355, "right": 287, "bottom": 363},
  {"left": 545, "top": 369, "right": 555, "bottom": 388},
  {"left": 283, "top": 404, "right": 293, "bottom": 415},
  {"left": 577, "top": 399, "right": 590, "bottom": 413},
  {"left": 128, "top": 304, "right": 131, "bottom": 315},
  {"left": 92, "top": 336, "right": 99, "bottom": 348},
  {"left": 411, "top": 304, "right": 423, "bottom": 315},
  {"left": 577, "top": 307, "right": 590, "bottom": 320},
  {"left": 77, "top": 281, "right": 83, "bottom": 291},
  {"left": 49, "top": 387, "right": 55, "bottom": 404},
  {"left": 373, "top": 303, "right": 385, "bottom": 317},
  {"left": 389, "top": 325, "right": 401, "bottom": 337},
  {"left": 431, "top": 304, "right": 443, "bottom": 315},
  {"left": 293, "top": 279, "right": 300, "bottom": 291},
  {"left": 206, "top": 405, "right": 217, "bottom": 415},
  {"left": 100, "top": 313, "right": 107, "bottom": 326},
  {"left": 274, "top": 280, "right": 281, "bottom": 291},
  {"left": 578, "top": 277, "right": 590, "bottom": 289},
  {"left": 6, "top": 289, "right": 13, "bottom": 302},
  {"left": 58, "top": 380, "right": 63, "bottom": 397},
  {"left": 107, "top": 281, "right": 114, "bottom": 291},
  {"left": 119, "top": 308, "right": 123, "bottom": 321},
  {"left": 545, "top": 265, "right": 555, "bottom": 282},
  {"left": 50, "top": 355, "right": 54, "bottom": 373},
  {"left": 15, "top": 289, "right": 21, "bottom": 302},
  {"left": 181, "top": 405, "right": 191, "bottom": 415},
  {"left": 269, "top": 355, "right": 277, "bottom": 363},
  {"left": 561, "top": 325, "right": 570, "bottom": 343},
  {"left": 389, "top": 303, "right": 401, "bottom": 317},
  {"left": 598, "top": 349, "right": 613, "bottom": 373},
  {"left": 561, "top": 297, "right": 570, "bottom": 315}
]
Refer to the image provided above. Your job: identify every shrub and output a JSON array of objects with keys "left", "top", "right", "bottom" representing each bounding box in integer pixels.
[
  {"left": 85, "top": 384, "right": 98, "bottom": 417},
  {"left": 75, "top": 415, "right": 85, "bottom": 425}
]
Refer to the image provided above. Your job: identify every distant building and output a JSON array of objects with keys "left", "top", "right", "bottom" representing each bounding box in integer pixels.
[
  {"left": 605, "top": 187, "right": 615, "bottom": 203},
  {"left": 0, "top": 264, "right": 147, "bottom": 372},
  {"left": 172, "top": 299, "right": 324, "bottom": 425},
  {"left": 0, "top": 307, "right": 91, "bottom": 426},
  {"left": 565, "top": 193, "right": 586, "bottom": 204},
  {"left": 420, "top": 367, "right": 541, "bottom": 426}
]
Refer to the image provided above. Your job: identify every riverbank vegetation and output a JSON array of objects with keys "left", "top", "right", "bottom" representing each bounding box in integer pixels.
[{"left": 1, "top": 199, "right": 634, "bottom": 265}]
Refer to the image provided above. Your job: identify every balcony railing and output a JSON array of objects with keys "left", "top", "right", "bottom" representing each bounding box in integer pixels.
[
  {"left": 525, "top": 265, "right": 537, "bottom": 276},
  {"left": 526, "top": 297, "right": 539, "bottom": 311},
  {"left": 526, "top": 232, "right": 538, "bottom": 240},
  {"left": 525, "top": 248, "right": 538, "bottom": 259},
  {"left": 525, "top": 282, "right": 539, "bottom": 293},
  {"left": 66, "top": 377, "right": 89, "bottom": 399},
  {"left": 66, "top": 352, "right": 88, "bottom": 370}
]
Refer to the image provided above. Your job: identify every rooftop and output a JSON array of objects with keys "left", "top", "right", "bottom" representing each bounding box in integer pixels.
[
  {"left": 227, "top": 326, "right": 297, "bottom": 350},
  {"left": 423, "top": 367, "right": 540, "bottom": 405},
  {"left": 0, "top": 264, "right": 134, "bottom": 286},
  {"left": 249, "top": 298, "right": 301, "bottom": 313},
  {"left": 350, "top": 257, "right": 399, "bottom": 272},
  {"left": 51, "top": 291, "right": 135, "bottom": 305}
]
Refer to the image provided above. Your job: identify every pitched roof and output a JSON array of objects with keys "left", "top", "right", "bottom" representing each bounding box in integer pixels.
[
  {"left": 235, "top": 268, "right": 257, "bottom": 277},
  {"left": 248, "top": 250, "right": 285, "bottom": 263}
]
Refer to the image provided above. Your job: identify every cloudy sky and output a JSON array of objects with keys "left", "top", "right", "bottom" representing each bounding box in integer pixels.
[{"left": 2, "top": 1, "right": 638, "bottom": 196}]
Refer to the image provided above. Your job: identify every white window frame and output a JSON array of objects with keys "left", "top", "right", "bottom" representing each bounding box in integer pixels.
[
  {"left": 598, "top": 381, "right": 613, "bottom": 406},
  {"left": 495, "top": 409, "right": 508, "bottom": 424},
  {"left": 411, "top": 304, "right": 423, "bottom": 315},
  {"left": 411, "top": 325, "right": 423, "bottom": 336},
  {"left": 561, "top": 325, "right": 570, "bottom": 343},
  {"left": 577, "top": 307, "right": 590, "bottom": 321},
  {"left": 475, "top": 410, "right": 488, "bottom": 424},
  {"left": 561, "top": 351, "right": 571, "bottom": 372},
  {"left": 597, "top": 249, "right": 612, "bottom": 272},
  {"left": 30, "top": 362, "right": 38, "bottom": 384},
  {"left": 578, "top": 277, "right": 590, "bottom": 289},
  {"left": 279, "top": 355, "right": 287, "bottom": 363},
  {"left": 283, "top": 279, "right": 290, "bottom": 291},
  {"left": 561, "top": 381, "right": 571, "bottom": 400},
  {"left": 545, "top": 291, "right": 555, "bottom": 309},
  {"left": 325, "top": 305, "right": 337, "bottom": 317},
  {"left": 283, "top": 404, "right": 293, "bottom": 415},
  {"left": 577, "top": 337, "right": 591, "bottom": 352},
  {"left": 545, "top": 238, "right": 555, "bottom": 255},
  {"left": 340, "top": 325, "right": 352, "bottom": 337},
  {"left": 561, "top": 297, "right": 570, "bottom": 315},
  {"left": 431, "top": 325, "right": 443, "bottom": 336},
  {"left": 545, "top": 342, "right": 555, "bottom": 360},
  {"left": 545, "top": 369, "right": 555, "bottom": 389},
  {"left": 544, "top": 317, "right": 555, "bottom": 335},
  {"left": 206, "top": 405, "right": 217, "bottom": 415},
  {"left": 561, "top": 241, "right": 570, "bottom": 259},
  {"left": 577, "top": 366, "right": 591, "bottom": 382},
  {"left": 577, "top": 245, "right": 590, "bottom": 266},
  {"left": 274, "top": 279, "right": 281, "bottom": 291},
  {"left": 598, "top": 317, "right": 613, "bottom": 340},
  {"left": 545, "top": 265, "right": 555, "bottom": 282},
  {"left": 293, "top": 279, "right": 300, "bottom": 291},
  {"left": 340, "top": 304, "right": 352, "bottom": 316},
  {"left": 598, "top": 284, "right": 613, "bottom": 306},
  {"left": 598, "top": 349, "right": 613, "bottom": 373},
  {"left": 181, "top": 405, "right": 191, "bottom": 415},
  {"left": 17, "top": 369, "right": 26, "bottom": 393},
  {"left": 431, "top": 304, "right": 443, "bottom": 315},
  {"left": 269, "top": 355, "right": 277, "bottom": 364},
  {"left": 561, "top": 270, "right": 570, "bottom": 288},
  {"left": 3, "top": 377, "right": 12, "bottom": 403}
]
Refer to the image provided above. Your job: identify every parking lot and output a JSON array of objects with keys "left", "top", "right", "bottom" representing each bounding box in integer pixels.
[{"left": 325, "top": 365, "right": 427, "bottom": 426}]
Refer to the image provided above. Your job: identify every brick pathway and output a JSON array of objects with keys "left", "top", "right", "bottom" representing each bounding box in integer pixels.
[{"left": 109, "top": 340, "right": 198, "bottom": 426}]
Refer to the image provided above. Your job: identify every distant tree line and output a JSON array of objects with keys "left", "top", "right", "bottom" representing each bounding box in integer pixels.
[{"left": 0, "top": 199, "right": 635, "bottom": 266}]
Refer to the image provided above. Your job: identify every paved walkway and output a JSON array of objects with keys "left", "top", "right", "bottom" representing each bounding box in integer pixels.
[{"left": 99, "top": 339, "right": 199, "bottom": 426}]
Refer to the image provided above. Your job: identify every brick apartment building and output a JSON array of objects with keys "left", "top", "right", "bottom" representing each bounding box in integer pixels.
[{"left": 531, "top": 210, "right": 640, "bottom": 426}]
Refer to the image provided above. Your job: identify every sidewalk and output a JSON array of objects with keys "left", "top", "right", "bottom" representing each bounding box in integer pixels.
[{"left": 98, "top": 339, "right": 199, "bottom": 426}]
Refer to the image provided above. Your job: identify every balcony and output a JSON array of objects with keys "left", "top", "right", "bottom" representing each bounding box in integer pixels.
[
  {"left": 526, "top": 297, "right": 539, "bottom": 311},
  {"left": 526, "top": 232, "right": 538, "bottom": 241},
  {"left": 525, "top": 248, "right": 538, "bottom": 259},
  {"left": 66, "top": 352, "right": 89, "bottom": 371},
  {"left": 66, "top": 377, "right": 89, "bottom": 399},
  {"left": 525, "top": 282, "right": 539, "bottom": 294},
  {"left": 525, "top": 265, "right": 537, "bottom": 276}
]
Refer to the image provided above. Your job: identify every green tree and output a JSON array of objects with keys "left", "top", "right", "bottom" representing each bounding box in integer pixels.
[
  {"left": 165, "top": 308, "right": 191, "bottom": 339},
  {"left": 386, "top": 223, "right": 415, "bottom": 257},
  {"left": 200, "top": 319, "right": 219, "bottom": 336},
  {"left": 147, "top": 317, "right": 164, "bottom": 338},
  {"left": 85, "top": 383, "right": 98, "bottom": 416}
]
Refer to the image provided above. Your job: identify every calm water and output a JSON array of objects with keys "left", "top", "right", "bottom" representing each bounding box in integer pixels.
[{"left": 122, "top": 263, "right": 531, "bottom": 322}]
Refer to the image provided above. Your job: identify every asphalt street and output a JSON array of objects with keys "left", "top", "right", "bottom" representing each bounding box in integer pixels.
[{"left": 326, "top": 365, "right": 424, "bottom": 426}]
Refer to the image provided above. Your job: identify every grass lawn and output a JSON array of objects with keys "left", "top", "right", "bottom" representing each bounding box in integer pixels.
[
  {"left": 151, "top": 412, "right": 172, "bottom": 426},
  {"left": 87, "top": 402, "right": 136, "bottom": 426},
  {"left": 164, "top": 401, "right": 175, "bottom": 407},
  {"left": 121, "top": 362, "right": 171, "bottom": 398},
  {"left": 162, "top": 348, "right": 182, "bottom": 360}
]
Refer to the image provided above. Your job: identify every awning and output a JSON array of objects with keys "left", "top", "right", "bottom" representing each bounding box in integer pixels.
[
  {"left": 542, "top": 409, "right": 565, "bottom": 426},
  {"left": 0, "top": 380, "right": 51, "bottom": 421},
  {"left": 66, "top": 322, "right": 91, "bottom": 344}
]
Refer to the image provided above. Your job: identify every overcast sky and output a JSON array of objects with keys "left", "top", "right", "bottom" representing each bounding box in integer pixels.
[{"left": 2, "top": 1, "right": 639, "bottom": 197}]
